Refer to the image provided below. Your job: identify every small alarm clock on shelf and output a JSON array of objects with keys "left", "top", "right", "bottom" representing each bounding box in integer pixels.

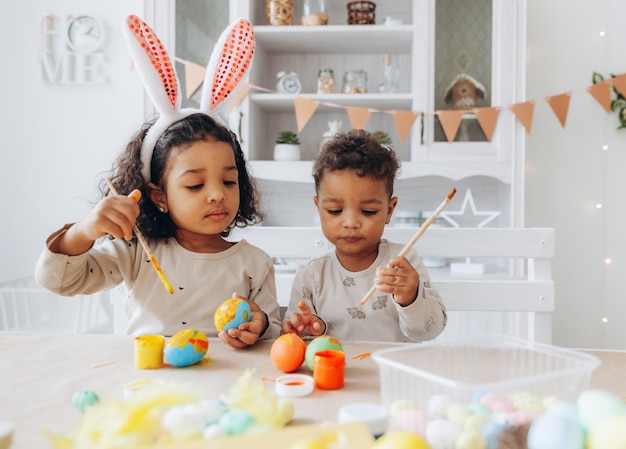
[{"left": 276, "top": 71, "right": 302, "bottom": 94}]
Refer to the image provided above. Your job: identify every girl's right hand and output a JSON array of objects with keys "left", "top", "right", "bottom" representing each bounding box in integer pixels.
[
  {"left": 281, "top": 301, "right": 325, "bottom": 337},
  {"left": 50, "top": 190, "right": 141, "bottom": 256},
  {"left": 79, "top": 190, "right": 142, "bottom": 241}
]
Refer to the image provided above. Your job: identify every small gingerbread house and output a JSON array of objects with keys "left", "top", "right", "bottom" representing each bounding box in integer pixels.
[{"left": 444, "top": 74, "right": 486, "bottom": 110}]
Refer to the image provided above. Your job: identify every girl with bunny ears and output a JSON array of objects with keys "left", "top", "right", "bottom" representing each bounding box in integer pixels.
[{"left": 35, "top": 16, "right": 281, "bottom": 348}]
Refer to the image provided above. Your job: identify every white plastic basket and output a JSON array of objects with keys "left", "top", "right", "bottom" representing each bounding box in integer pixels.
[{"left": 372, "top": 334, "right": 600, "bottom": 408}]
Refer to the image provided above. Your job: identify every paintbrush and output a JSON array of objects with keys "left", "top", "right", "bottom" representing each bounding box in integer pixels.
[
  {"left": 105, "top": 178, "right": 174, "bottom": 295},
  {"left": 359, "top": 187, "right": 457, "bottom": 306}
]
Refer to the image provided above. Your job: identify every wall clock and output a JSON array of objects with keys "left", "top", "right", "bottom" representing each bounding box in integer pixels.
[
  {"left": 67, "top": 15, "right": 105, "bottom": 53},
  {"left": 276, "top": 71, "right": 302, "bottom": 94}
]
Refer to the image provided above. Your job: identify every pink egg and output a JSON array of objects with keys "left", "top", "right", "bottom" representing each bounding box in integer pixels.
[
  {"left": 393, "top": 408, "right": 429, "bottom": 436},
  {"left": 512, "top": 408, "right": 540, "bottom": 426},
  {"left": 479, "top": 393, "right": 512, "bottom": 413}
]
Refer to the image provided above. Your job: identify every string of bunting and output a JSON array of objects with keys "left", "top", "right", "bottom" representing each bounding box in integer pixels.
[{"left": 173, "top": 55, "right": 625, "bottom": 143}]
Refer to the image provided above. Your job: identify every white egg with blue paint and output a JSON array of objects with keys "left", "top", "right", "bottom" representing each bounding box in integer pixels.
[{"left": 527, "top": 409, "right": 585, "bottom": 449}]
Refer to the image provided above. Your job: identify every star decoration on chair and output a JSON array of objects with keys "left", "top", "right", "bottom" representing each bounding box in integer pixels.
[{"left": 439, "top": 189, "right": 501, "bottom": 228}]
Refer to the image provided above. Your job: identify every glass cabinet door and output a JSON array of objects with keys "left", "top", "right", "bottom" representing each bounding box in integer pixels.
[{"left": 433, "top": 0, "right": 492, "bottom": 142}]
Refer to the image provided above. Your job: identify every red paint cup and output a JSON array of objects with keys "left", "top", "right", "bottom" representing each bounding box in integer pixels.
[{"left": 313, "top": 349, "right": 346, "bottom": 390}]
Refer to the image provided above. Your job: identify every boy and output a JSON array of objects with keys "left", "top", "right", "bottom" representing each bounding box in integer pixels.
[{"left": 281, "top": 129, "right": 447, "bottom": 341}]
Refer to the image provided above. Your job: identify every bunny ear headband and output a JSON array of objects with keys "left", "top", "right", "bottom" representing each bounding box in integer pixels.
[{"left": 123, "top": 15, "right": 255, "bottom": 182}]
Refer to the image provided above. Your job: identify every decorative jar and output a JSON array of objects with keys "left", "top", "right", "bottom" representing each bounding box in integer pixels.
[
  {"left": 266, "top": 0, "right": 294, "bottom": 26},
  {"left": 342, "top": 70, "right": 368, "bottom": 93},
  {"left": 302, "top": 0, "right": 329, "bottom": 25},
  {"left": 317, "top": 68, "right": 335, "bottom": 94}
]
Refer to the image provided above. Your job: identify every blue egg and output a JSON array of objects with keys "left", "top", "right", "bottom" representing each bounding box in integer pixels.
[
  {"left": 482, "top": 421, "right": 507, "bottom": 449},
  {"left": 219, "top": 410, "right": 256, "bottom": 435},
  {"left": 163, "top": 329, "right": 208, "bottom": 367},
  {"left": 527, "top": 411, "right": 585, "bottom": 449}
]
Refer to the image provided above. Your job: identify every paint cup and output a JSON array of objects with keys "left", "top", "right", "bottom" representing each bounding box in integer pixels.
[
  {"left": 313, "top": 349, "right": 346, "bottom": 389},
  {"left": 134, "top": 334, "right": 164, "bottom": 369}
]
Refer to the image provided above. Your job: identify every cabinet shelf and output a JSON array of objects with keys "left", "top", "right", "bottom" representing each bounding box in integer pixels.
[
  {"left": 250, "top": 160, "right": 512, "bottom": 184},
  {"left": 253, "top": 25, "right": 413, "bottom": 54},
  {"left": 250, "top": 93, "right": 414, "bottom": 113}
]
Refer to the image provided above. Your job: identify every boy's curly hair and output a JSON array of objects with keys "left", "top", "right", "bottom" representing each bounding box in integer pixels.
[
  {"left": 313, "top": 129, "right": 400, "bottom": 197},
  {"left": 101, "top": 113, "right": 262, "bottom": 239}
]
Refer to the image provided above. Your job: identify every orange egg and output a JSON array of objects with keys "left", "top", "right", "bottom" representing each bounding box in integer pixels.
[{"left": 271, "top": 333, "right": 306, "bottom": 373}]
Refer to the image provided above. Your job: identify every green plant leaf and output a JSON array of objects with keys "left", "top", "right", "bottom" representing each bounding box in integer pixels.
[{"left": 592, "top": 72, "right": 605, "bottom": 84}]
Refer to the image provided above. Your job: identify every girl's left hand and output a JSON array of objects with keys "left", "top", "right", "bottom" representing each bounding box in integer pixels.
[
  {"left": 218, "top": 292, "right": 268, "bottom": 349},
  {"left": 374, "top": 256, "right": 420, "bottom": 307}
]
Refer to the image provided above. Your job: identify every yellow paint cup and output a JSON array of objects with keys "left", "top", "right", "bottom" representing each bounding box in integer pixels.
[{"left": 134, "top": 335, "right": 164, "bottom": 369}]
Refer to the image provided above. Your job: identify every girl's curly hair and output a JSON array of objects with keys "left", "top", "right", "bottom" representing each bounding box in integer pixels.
[
  {"left": 313, "top": 129, "right": 400, "bottom": 197},
  {"left": 100, "top": 113, "right": 262, "bottom": 239}
]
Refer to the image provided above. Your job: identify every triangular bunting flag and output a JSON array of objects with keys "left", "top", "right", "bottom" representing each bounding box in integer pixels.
[
  {"left": 294, "top": 97, "right": 319, "bottom": 133},
  {"left": 228, "top": 83, "right": 251, "bottom": 112},
  {"left": 182, "top": 59, "right": 207, "bottom": 99},
  {"left": 437, "top": 110, "right": 464, "bottom": 143},
  {"left": 474, "top": 107, "right": 500, "bottom": 141},
  {"left": 546, "top": 93, "right": 571, "bottom": 127},
  {"left": 391, "top": 110, "right": 418, "bottom": 144},
  {"left": 346, "top": 106, "right": 372, "bottom": 130},
  {"left": 611, "top": 74, "right": 626, "bottom": 99},
  {"left": 588, "top": 81, "right": 612, "bottom": 114},
  {"left": 512, "top": 101, "right": 535, "bottom": 134}
]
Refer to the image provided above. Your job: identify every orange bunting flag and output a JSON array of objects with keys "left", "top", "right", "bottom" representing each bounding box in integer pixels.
[
  {"left": 611, "top": 74, "right": 626, "bottom": 99},
  {"left": 437, "top": 110, "right": 464, "bottom": 143},
  {"left": 391, "top": 110, "right": 418, "bottom": 144},
  {"left": 181, "top": 59, "right": 207, "bottom": 99},
  {"left": 346, "top": 106, "right": 372, "bottom": 130},
  {"left": 546, "top": 93, "right": 571, "bottom": 128},
  {"left": 474, "top": 107, "right": 500, "bottom": 141},
  {"left": 512, "top": 100, "right": 535, "bottom": 135},
  {"left": 588, "top": 81, "right": 612, "bottom": 114},
  {"left": 228, "top": 83, "right": 251, "bottom": 112},
  {"left": 294, "top": 97, "right": 320, "bottom": 133}
]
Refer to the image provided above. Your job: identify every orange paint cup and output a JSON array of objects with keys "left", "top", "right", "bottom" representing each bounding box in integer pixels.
[
  {"left": 134, "top": 335, "right": 164, "bottom": 369},
  {"left": 313, "top": 349, "right": 346, "bottom": 390}
]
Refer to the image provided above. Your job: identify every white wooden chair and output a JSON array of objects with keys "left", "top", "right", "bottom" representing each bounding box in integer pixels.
[
  {"left": 237, "top": 227, "right": 555, "bottom": 343},
  {"left": 0, "top": 275, "right": 113, "bottom": 334}
]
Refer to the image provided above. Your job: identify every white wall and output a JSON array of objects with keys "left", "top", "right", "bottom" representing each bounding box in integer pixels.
[
  {"left": 0, "top": 1, "right": 145, "bottom": 280},
  {"left": 3, "top": 1, "right": 626, "bottom": 349},
  {"left": 526, "top": 0, "right": 626, "bottom": 349}
]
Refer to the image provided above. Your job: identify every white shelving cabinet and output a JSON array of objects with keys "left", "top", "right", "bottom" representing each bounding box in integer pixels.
[{"left": 228, "top": 0, "right": 527, "bottom": 227}]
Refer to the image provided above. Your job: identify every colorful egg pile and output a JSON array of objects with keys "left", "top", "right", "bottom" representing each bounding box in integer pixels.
[
  {"left": 214, "top": 298, "right": 251, "bottom": 332},
  {"left": 163, "top": 329, "right": 209, "bottom": 367},
  {"left": 270, "top": 333, "right": 307, "bottom": 372},
  {"left": 387, "top": 389, "right": 626, "bottom": 449}
]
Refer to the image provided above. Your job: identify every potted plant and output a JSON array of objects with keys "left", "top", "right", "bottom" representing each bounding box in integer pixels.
[
  {"left": 372, "top": 130, "right": 392, "bottom": 147},
  {"left": 274, "top": 130, "right": 301, "bottom": 161}
]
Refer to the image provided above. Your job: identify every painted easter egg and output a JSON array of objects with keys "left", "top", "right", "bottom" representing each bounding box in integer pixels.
[
  {"left": 304, "top": 335, "right": 343, "bottom": 370},
  {"left": 214, "top": 298, "right": 251, "bottom": 332},
  {"left": 577, "top": 389, "right": 626, "bottom": 432},
  {"left": 271, "top": 333, "right": 306, "bottom": 372},
  {"left": 163, "top": 329, "right": 209, "bottom": 367},
  {"left": 72, "top": 389, "right": 100, "bottom": 413},
  {"left": 373, "top": 430, "right": 430, "bottom": 449}
]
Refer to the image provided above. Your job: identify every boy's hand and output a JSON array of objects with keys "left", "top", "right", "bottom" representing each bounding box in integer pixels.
[
  {"left": 219, "top": 292, "right": 267, "bottom": 349},
  {"left": 281, "top": 301, "right": 325, "bottom": 337},
  {"left": 375, "top": 256, "right": 420, "bottom": 307}
]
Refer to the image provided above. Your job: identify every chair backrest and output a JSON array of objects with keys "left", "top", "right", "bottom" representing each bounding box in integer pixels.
[
  {"left": 236, "top": 226, "right": 556, "bottom": 343},
  {"left": 0, "top": 275, "right": 113, "bottom": 333}
]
